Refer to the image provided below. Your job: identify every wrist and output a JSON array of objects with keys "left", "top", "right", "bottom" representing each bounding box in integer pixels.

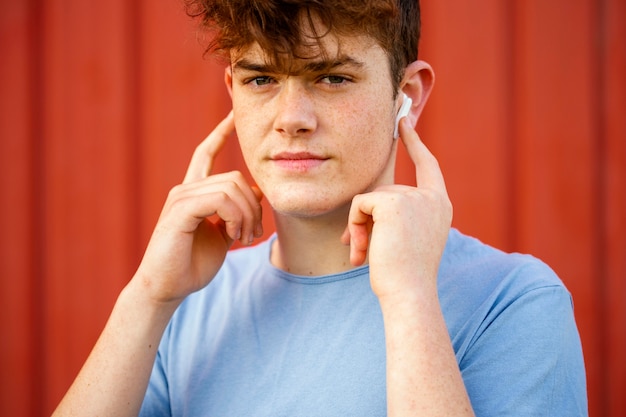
[
  {"left": 375, "top": 277, "right": 439, "bottom": 313},
  {"left": 122, "top": 274, "right": 183, "bottom": 319}
]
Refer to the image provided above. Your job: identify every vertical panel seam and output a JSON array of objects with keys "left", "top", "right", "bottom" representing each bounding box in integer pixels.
[
  {"left": 29, "top": 0, "right": 46, "bottom": 414},
  {"left": 503, "top": 0, "right": 518, "bottom": 252},
  {"left": 127, "top": 0, "right": 144, "bottom": 269},
  {"left": 594, "top": 0, "right": 609, "bottom": 415}
]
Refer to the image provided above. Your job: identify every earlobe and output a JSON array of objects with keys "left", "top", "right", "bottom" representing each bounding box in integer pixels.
[{"left": 400, "top": 60, "right": 435, "bottom": 127}]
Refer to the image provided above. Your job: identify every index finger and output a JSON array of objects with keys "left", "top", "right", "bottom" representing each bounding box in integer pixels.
[
  {"left": 398, "top": 116, "right": 447, "bottom": 192},
  {"left": 183, "top": 111, "right": 235, "bottom": 184}
]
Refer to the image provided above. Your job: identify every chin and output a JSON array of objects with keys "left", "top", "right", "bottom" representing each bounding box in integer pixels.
[
  {"left": 266, "top": 190, "right": 350, "bottom": 220},
  {"left": 270, "top": 200, "right": 337, "bottom": 219}
]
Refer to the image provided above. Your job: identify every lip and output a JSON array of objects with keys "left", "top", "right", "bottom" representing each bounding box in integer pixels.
[{"left": 270, "top": 152, "right": 329, "bottom": 172}]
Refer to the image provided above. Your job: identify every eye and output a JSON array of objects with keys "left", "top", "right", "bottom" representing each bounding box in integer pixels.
[
  {"left": 319, "top": 75, "right": 350, "bottom": 85},
  {"left": 246, "top": 76, "right": 274, "bottom": 86}
]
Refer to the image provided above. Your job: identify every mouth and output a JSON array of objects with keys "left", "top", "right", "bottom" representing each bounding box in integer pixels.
[{"left": 270, "top": 152, "right": 329, "bottom": 172}]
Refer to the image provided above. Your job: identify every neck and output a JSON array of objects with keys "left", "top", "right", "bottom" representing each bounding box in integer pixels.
[{"left": 270, "top": 206, "right": 358, "bottom": 276}]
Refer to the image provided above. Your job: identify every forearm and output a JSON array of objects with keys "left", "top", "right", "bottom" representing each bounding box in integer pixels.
[
  {"left": 52, "top": 278, "right": 180, "bottom": 417},
  {"left": 380, "top": 292, "right": 474, "bottom": 417}
]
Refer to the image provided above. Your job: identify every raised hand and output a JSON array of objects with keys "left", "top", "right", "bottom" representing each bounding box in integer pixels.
[
  {"left": 344, "top": 116, "right": 452, "bottom": 301},
  {"left": 134, "top": 111, "right": 263, "bottom": 304}
]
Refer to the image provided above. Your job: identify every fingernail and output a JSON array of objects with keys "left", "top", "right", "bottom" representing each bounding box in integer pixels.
[{"left": 254, "top": 222, "right": 264, "bottom": 237}]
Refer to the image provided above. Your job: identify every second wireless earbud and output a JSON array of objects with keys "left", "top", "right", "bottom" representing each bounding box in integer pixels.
[{"left": 393, "top": 93, "right": 412, "bottom": 139}]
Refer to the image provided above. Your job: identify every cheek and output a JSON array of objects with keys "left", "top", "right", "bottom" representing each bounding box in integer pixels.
[
  {"left": 336, "top": 122, "right": 395, "bottom": 190},
  {"left": 341, "top": 101, "right": 394, "bottom": 160},
  {"left": 233, "top": 108, "right": 264, "bottom": 165},
  {"left": 345, "top": 139, "right": 391, "bottom": 175}
]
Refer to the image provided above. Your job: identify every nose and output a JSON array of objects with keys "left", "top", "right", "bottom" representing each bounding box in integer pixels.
[{"left": 272, "top": 81, "right": 317, "bottom": 138}]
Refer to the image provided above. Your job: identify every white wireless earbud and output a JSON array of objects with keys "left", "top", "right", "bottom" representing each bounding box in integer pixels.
[{"left": 393, "top": 93, "right": 413, "bottom": 139}]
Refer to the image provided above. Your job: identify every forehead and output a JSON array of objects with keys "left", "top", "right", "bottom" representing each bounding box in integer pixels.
[{"left": 230, "top": 32, "right": 385, "bottom": 75}]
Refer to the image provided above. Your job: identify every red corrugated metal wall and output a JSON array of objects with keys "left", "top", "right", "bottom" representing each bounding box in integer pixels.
[{"left": 1, "top": 1, "right": 624, "bottom": 415}]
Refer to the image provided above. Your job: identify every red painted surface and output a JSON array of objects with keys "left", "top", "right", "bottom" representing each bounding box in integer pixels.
[{"left": 0, "top": 1, "right": 623, "bottom": 415}]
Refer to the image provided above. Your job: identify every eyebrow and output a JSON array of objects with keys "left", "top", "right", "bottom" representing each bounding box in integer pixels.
[{"left": 232, "top": 55, "right": 365, "bottom": 75}]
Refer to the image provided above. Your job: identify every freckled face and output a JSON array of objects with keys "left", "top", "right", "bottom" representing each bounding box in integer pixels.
[{"left": 227, "top": 34, "right": 399, "bottom": 218}]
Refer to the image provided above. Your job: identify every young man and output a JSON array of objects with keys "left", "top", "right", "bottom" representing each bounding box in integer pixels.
[{"left": 54, "top": 1, "right": 587, "bottom": 416}]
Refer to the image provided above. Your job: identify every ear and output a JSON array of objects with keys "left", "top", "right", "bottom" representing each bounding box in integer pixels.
[
  {"left": 400, "top": 60, "right": 435, "bottom": 128},
  {"left": 224, "top": 65, "right": 234, "bottom": 98}
]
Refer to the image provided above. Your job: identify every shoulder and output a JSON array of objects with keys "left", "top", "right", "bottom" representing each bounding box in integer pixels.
[
  {"left": 439, "top": 228, "right": 566, "bottom": 301},
  {"left": 441, "top": 231, "right": 586, "bottom": 415},
  {"left": 438, "top": 229, "right": 576, "bottom": 356}
]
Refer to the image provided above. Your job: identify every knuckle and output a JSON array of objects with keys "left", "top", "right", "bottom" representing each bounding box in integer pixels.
[
  {"left": 167, "top": 183, "right": 186, "bottom": 201},
  {"left": 222, "top": 170, "right": 246, "bottom": 185},
  {"left": 214, "top": 190, "right": 231, "bottom": 205},
  {"left": 169, "top": 182, "right": 184, "bottom": 194},
  {"left": 231, "top": 170, "right": 246, "bottom": 180}
]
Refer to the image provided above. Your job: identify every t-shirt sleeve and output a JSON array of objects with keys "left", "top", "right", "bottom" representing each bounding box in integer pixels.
[{"left": 459, "top": 284, "right": 587, "bottom": 416}]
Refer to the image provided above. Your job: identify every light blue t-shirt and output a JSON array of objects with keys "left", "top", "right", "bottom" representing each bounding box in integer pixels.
[{"left": 140, "top": 229, "right": 587, "bottom": 416}]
